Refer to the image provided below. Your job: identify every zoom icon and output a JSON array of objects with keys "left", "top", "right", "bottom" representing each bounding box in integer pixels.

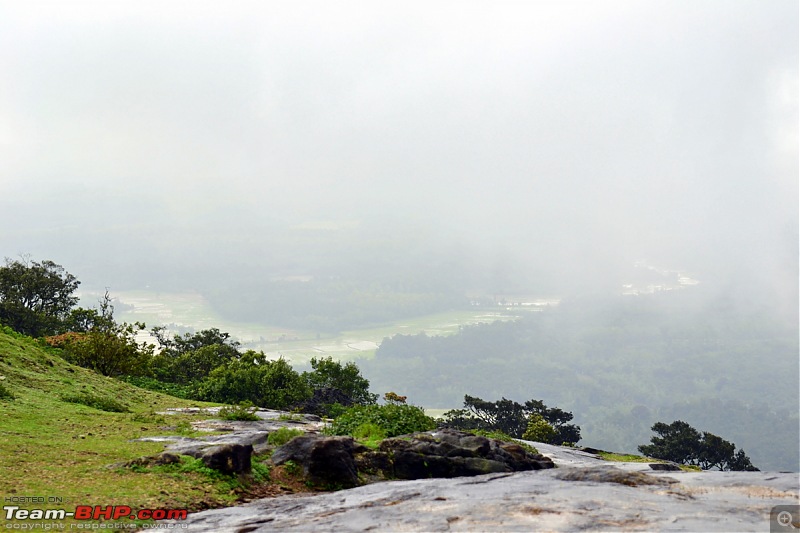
[{"left": 772, "top": 506, "right": 800, "bottom": 531}]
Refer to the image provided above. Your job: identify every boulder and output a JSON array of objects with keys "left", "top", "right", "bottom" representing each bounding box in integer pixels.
[
  {"left": 553, "top": 465, "right": 678, "bottom": 486},
  {"left": 271, "top": 435, "right": 359, "bottom": 488},
  {"left": 290, "top": 387, "right": 354, "bottom": 417},
  {"left": 378, "top": 429, "right": 554, "bottom": 479},
  {"left": 649, "top": 462, "right": 682, "bottom": 471},
  {"left": 121, "top": 452, "right": 182, "bottom": 469},
  {"left": 196, "top": 444, "right": 253, "bottom": 475}
]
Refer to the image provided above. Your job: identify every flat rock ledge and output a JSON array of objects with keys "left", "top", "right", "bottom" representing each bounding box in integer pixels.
[
  {"left": 125, "top": 408, "right": 326, "bottom": 474},
  {"left": 171, "top": 466, "right": 799, "bottom": 532},
  {"left": 169, "top": 439, "right": 799, "bottom": 532}
]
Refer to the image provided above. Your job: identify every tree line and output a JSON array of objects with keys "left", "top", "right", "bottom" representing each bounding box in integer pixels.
[
  {"left": 0, "top": 257, "right": 374, "bottom": 415},
  {"left": 0, "top": 257, "right": 763, "bottom": 470}
]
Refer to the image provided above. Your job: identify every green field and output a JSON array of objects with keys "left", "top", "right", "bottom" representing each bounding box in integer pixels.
[{"left": 102, "top": 289, "right": 527, "bottom": 365}]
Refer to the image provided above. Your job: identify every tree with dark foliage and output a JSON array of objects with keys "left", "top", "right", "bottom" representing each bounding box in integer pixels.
[
  {"left": 149, "top": 327, "right": 242, "bottom": 384},
  {"left": 302, "top": 356, "right": 377, "bottom": 406},
  {"left": 638, "top": 420, "right": 758, "bottom": 471},
  {"left": 442, "top": 395, "right": 581, "bottom": 445},
  {"left": 293, "top": 356, "right": 378, "bottom": 416},
  {"left": 0, "top": 257, "right": 80, "bottom": 337}
]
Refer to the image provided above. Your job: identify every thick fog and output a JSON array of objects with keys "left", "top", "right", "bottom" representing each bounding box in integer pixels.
[{"left": 1, "top": 1, "right": 797, "bottom": 317}]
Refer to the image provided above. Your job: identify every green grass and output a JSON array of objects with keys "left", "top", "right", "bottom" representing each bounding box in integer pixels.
[
  {"left": 596, "top": 451, "right": 702, "bottom": 471},
  {"left": 597, "top": 451, "right": 657, "bottom": 463},
  {"left": 60, "top": 391, "right": 130, "bottom": 412},
  {"left": 267, "top": 427, "right": 305, "bottom": 447},
  {"left": 0, "top": 328, "right": 256, "bottom": 520},
  {"left": 351, "top": 422, "right": 387, "bottom": 449},
  {"left": 465, "top": 429, "right": 540, "bottom": 455},
  {"left": 219, "top": 401, "right": 260, "bottom": 421},
  {"left": 0, "top": 381, "right": 15, "bottom": 400}
]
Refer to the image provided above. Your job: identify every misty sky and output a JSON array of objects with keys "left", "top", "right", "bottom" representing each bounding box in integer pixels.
[{"left": 0, "top": 1, "right": 797, "bottom": 303}]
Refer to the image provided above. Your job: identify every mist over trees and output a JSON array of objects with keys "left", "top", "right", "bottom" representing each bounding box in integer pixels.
[
  {"left": 361, "top": 289, "right": 799, "bottom": 471},
  {"left": 0, "top": 1, "right": 796, "bottom": 476}
]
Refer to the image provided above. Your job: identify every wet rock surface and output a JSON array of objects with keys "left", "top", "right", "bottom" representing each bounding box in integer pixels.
[
  {"left": 272, "top": 435, "right": 360, "bottom": 488},
  {"left": 132, "top": 407, "right": 326, "bottom": 473},
  {"left": 376, "top": 428, "right": 554, "bottom": 479},
  {"left": 267, "top": 429, "right": 553, "bottom": 487},
  {"left": 171, "top": 439, "right": 800, "bottom": 532}
]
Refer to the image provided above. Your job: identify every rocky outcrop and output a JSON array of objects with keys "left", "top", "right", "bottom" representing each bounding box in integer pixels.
[
  {"left": 271, "top": 435, "right": 360, "bottom": 488},
  {"left": 267, "top": 429, "right": 553, "bottom": 486},
  {"left": 196, "top": 444, "right": 253, "bottom": 475},
  {"left": 375, "top": 428, "right": 554, "bottom": 479},
  {"left": 171, "top": 443, "right": 800, "bottom": 532}
]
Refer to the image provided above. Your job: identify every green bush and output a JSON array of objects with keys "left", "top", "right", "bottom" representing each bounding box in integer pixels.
[
  {"left": 250, "top": 460, "right": 271, "bottom": 483},
  {"left": 56, "top": 292, "right": 155, "bottom": 378},
  {"left": 60, "top": 392, "right": 128, "bottom": 412},
  {"left": 149, "top": 328, "right": 241, "bottom": 385},
  {"left": 130, "top": 411, "right": 166, "bottom": 424},
  {"left": 120, "top": 376, "right": 196, "bottom": 399},
  {"left": 199, "top": 353, "right": 311, "bottom": 409},
  {"left": 326, "top": 404, "right": 435, "bottom": 438},
  {"left": 0, "top": 382, "right": 14, "bottom": 400},
  {"left": 267, "top": 427, "right": 305, "bottom": 447},
  {"left": 301, "top": 356, "right": 377, "bottom": 405},
  {"left": 218, "top": 401, "right": 259, "bottom": 421},
  {"left": 522, "top": 413, "right": 557, "bottom": 443},
  {"left": 325, "top": 402, "right": 349, "bottom": 419},
  {"left": 352, "top": 422, "right": 387, "bottom": 449}
]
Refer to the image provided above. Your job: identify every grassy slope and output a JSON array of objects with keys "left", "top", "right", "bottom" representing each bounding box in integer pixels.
[{"left": 0, "top": 329, "right": 239, "bottom": 515}]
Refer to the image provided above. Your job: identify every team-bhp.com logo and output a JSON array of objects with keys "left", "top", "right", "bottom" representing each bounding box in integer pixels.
[{"left": 4, "top": 505, "right": 188, "bottom": 521}]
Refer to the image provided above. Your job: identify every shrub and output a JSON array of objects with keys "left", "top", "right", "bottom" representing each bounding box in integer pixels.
[
  {"left": 130, "top": 411, "right": 166, "bottom": 424},
  {"left": 198, "top": 353, "right": 311, "bottom": 409},
  {"left": 352, "top": 422, "right": 387, "bottom": 449},
  {"left": 325, "top": 402, "right": 349, "bottom": 419},
  {"left": 60, "top": 327, "right": 153, "bottom": 378},
  {"left": 149, "top": 328, "right": 242, "bottom": 385},
  {"left": 267, "top": 427, "right": 305, "bottom": 447},
  {"left": 57, "top": 291, "right": 154, "bottom": 377},
  {"left": 521, "top": 413, "right": 557, "bottom": 443},
  {"left": 301, "top": 356, "right": 377, "bottom": 405},
  {"left": 119, "top": 376, "right": 196, "bottom": 399},
  {"left": 0, "top": 382, "right": 14, "bottom": 400},
  {"left": 327, "top": 404, "right": 435, "bottom": 438},
  {"left": 218, "top": 401, "right": 259, "bottom": 421},
  {"left": 60, "top": 392, "right": 129, "bottom": 412},
  {"left": 250, "top": 460, "right": 271, "bottom": 483},
  {"left": 352, "top": 422, "right": 387, "bottom": 440}
]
